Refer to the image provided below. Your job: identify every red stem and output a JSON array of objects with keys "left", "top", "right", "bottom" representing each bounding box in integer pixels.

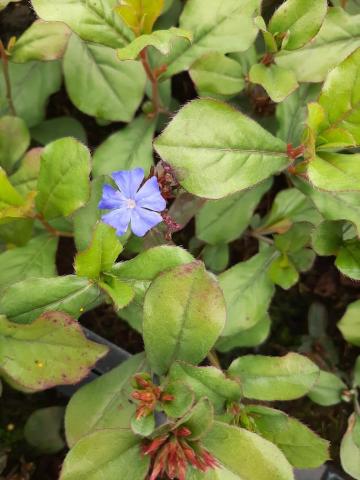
[
  {"left": 0, "top": 40, "right": 16, "bottom": 116},
  {"left": 140, "top": 48, "right": 161, "bottom": 117}
]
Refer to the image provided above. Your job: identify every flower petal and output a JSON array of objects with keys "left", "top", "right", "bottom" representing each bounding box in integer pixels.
[
  {"left": 135, "top": 176, "right": 166, "bottom": 212},
  {"left": 98, "top": 184, "right": 126, "bottom": 210},
  {"left": 101, "top": 207, "right": 131, "bottom": 236},
  {"left": 130, "top": 207, "right": 163, "bottom": 237},
  {"left": 111, "top": 168, "right": 144, "bottom": 199}
]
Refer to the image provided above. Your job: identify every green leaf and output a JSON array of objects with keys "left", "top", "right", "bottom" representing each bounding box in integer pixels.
[
  {"left": 0, "top": 61, "right": 62, "bottom": 127},
  {"left": 24, "top": 407, "right": 65, "bottom": 454},
  {"left": 99, "top": 275, "right": 135, "bottom": 310},
  {"left": 249, "top": 64, "right": 298, "bottom": 103},
  {"left": 338, "top": 299, "right": 360, "bottom": 345},
  {"left": 335, "top": 239, "right": 360, "bottom": 279},
  {"left": 63, "top": 34, "right": 146, "bottom": 122},
  {"left": 117, "top": 27, "right": 192, "bottom": 60},
  {"left": 10, "top": 148, "right": 42, "bottom": 197},
  {"left": 161, "top": 0, "right": 260, "bottom": 79},
  {"left": 131, "top": 413, "right": 155, "bottom": 437},
  {"left": 187, "top": 467, "right": 242, "bottom": 479},
  {"left": 276, "top": 84, "right": 321, "bottom": 146},
  {"left": 276, "top": 8, "right": 360, "bottom": 83},
  {"left": 11, "top": 20, "right": 71, "bottom": 63},
  {"left": 189, "top": 52, "right": 245, "bottom": 98},
  {"left": 30, "top": 117, "right": 87, "bottom": 146},
  {"left": 143, "top": 261, "right": 226, "bottom": 374},
  {"left": 60, "top": 429, "right": 149, "bottom": 480},
  {"left": 228, "top": 353, "right": 319, "bottom": 400},
  {"left": 93, "top": 115, "right": 155, "bottom": 177},
  {"left": 308, "top": 370, "right": 346, "bottom": 406},
  {"left": 179, "top": 398, "right": 213, "bottom": 440},
  {"left": 202, "top": 244, "right": 229, "bottom": 273},
  {"left": 0, "top": 168, "right": 30, "bottom": 222},
  {"left": 196, "top": 180, "right": 271, "bottom": 245},
  {"left": 31, "top": 0, "right": 134, "bottom": 48},
  {"left": 219, "top": 250, "right": 276, "bottom": 336},
  {"left": 75, "top": 223, "right": 123, "bottom": 280},
  {"left": 154, "top": 98, "right": 288, "bottom": 199},
  {"left": 0, "top": 234, "right": 58, "bottom": 292},
  {"left": 269, "top": 0, "right": 327, "bottom": 51},
  {"left": 294, "top": 177, "right": 360, "bottom": 236},
  {"left": 161, "top": 380, "right": 194, "bottom": 418},
  {"left": 216, "top": 314, "right": 271, "bottom": 352},
  {"left": 333, "top": 0, "right": 360, "bottom": 14},
  {"left": 315, "top": 47, "right": 360, "bottom": 148},
  {"left": 0, "top": 312, "right": 107, "bottom": 392},
  {"left": 65, "top": 353, "right": 147, "bottom": 447},
  {"left": 341, "top": 414, "right": 360, "bottom": 480},
  {"left": 168, "top": 362, "right": 241, "bottom": 412},
  {"left": 246, "top": 405, "right": 329, "bottom": 468},
  {"left": 115, "top": 0, "right": 164, "bottom": 35},
  {"left": 0, "top": 116, "right": 30, "bottom": 173},
  {"left": 36, "top": 137, "right": 91, "bottom": 220},
  {"left": 204, "top": 422, "right": 294, "bottom": 480},
  {"left": 269, "top": 255, "right": 299, "bottom": 290},
  {"left": 311, "top": 220, "right": 345, "bottom": 255},
  {"left": 0, "top": 275, "right": 101, "bottom": 324}
]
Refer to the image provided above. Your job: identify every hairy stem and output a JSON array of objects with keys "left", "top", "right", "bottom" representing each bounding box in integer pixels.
[
  {"left": 35, "top": 213, "right": 74, "bottom": 238},
  {"left": 0, "top": 40, "right": 16, "bottom": 116},
  {"left": 140, "top": 48, "right": 161, "bottom": 117}
]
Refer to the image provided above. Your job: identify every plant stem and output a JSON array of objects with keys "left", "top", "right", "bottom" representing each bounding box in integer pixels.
[
  {"left": 207, "top": 350, "right": 222, "bottom": 370},
  {"left": 251, "top": 232, "right": 274, "bottom": 245},
  {"left": 35, "top": 213, "right": 74, "bottom": 238},
  {"left": 140, "top": 48, "right": 161, "bottom": 117},
  {"left": 0, "top": 40, "right": 16, "bottom": 116}
]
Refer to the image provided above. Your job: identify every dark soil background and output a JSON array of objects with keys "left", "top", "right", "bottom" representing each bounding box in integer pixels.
[{"left": 1, "top": 1, "right": 359, "bottom": 479}]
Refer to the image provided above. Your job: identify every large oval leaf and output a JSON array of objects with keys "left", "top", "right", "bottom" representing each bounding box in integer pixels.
[
  {"left": 60, "top": 429, "right": 149, "bottom": 480},
  {"left": 154, "top": 98, "right": 288, "bottom": 199},
  {"left": 0, "top": 312, "right": 107, "bottom": 392},
  {"left": 203, "top": 422, "right": 294, "bottom": 480},
  {"left": 63, "top": 34, "right": 146, "bottom": 122},
  {"left": 143, "top": 261, "right": 226, "bottom": 374},
  {"left": 228, "top": 353, "right": 319, "bottom": 400}
]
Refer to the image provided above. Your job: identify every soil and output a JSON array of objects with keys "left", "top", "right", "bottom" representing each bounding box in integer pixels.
[{"left": 1, "top": 1, "right": 360, "bottom": 479}]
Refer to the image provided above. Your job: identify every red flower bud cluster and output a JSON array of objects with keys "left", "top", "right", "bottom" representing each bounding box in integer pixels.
[
  {"left": 131, "top": 375, "right": 174, "bottom": 420},
  {"left": 142, "top": 427, "right": 219, "bottom": 480},
  {"left": 153, "top": 162, "right": 179, "bottom": 201}
]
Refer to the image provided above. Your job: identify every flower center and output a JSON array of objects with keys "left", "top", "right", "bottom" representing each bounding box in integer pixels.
[{"left": 126, "top": 199, "right": 137, "bottom": 209}]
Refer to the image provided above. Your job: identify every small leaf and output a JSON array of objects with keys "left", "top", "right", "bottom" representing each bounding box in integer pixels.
[
  {"left": 196, "top": 180, "right": 271, "bottom": 244},
  {"left": 65, "top": 353, "right": 147, "bottom": 447},
  {"left": 338, "top": 299, "right": 360, "bottom": 346},
  {"left": 11, "top": 20, "right": 71, "bottom": 63},
  {"left": 99, "top": 276, "right": 135, "bottom": 310},
  {"left": 63, "top": 34, "right": 146, "bottom": 122},
  {"left": 0, "top": 312, "right": 107, "bottom": 392},
  {"left": 249, "top": 63, "right": 298, "bottom": 103},
  {"left": 178, "top": 398, "right": 213, "bottom": 440},
  {"left": 168, "top": 362, "right": 241, "bottom": 412},
  {"left": 269, "top": 0, "right": 327, "bottom": 50},
  {"left": 219, "top": 250, "right": 276, "bottom": 336},
  {"left": 0, "top": 275, "right": 101, "bottom": 324},
  {"left": 276, "top": 8, "right": 360, "bottom": 83},
  {"left": 154, "top": 98, "right": 288, "bottom": 199},
  {"left": 336, "top": 239, "right": 360, "bottom": 280},
  {"left": 115, "top": 0, "right": 164, "bottom": 35},
  {"left": 60, "top": 429, "right": 150, "bottom": 480},
  {"left": 246, "top": 405, "right": 329, "bottom": 468},
  {"left": 161, "top": 380, "right": 194, "bottom": 418},
  {"left": 202, "top": 244, "right": 229, "bottom": 273},
  {"left": 30, "top": 117, "right": 87, "bottom": 145},
  {"left": 308, "top": 153, "right": 360, "bottom": 191},
  {"left": 0, "top": 234, "right": 58, "bottom": 293},
  {"left": 75, "top": 223, "right": 123, "bottom": 279},
  {"left": 143, "top": 261, "right": 226, "bottom": 374},
  {"left": 312, "top": 220, "right": 345, "bottom": 256},
  {"left": 189, "top": 52, "right": 245, "bottom": 98},
  {"left": 93, "top": 115, "right": 155, "bottom": 177},
  {"left": 36, "top": 137, "right": 91, "bottom": 220},
  {"left": 308, "top": 370, "right": 346, "bottom": 406},
  {"left": 216, "top": 315, "right": 271, "bottom": 352},
  {"left": 10, "top": 147, "right": 42, "bottom": 196},
  {"left": 228, "top": 353, "right": 319, "bottom": 400},
  {"left": 203, "top": 422, "right": 294, "bottom": 480},
  {"left": 117, "top": 27, "right": 192, "bottom": 60},
  {"left": 269, "top": 255, "right": 299, "bottom": 290},
  {"left": 131, "top": 413, "right": 155, "bottom": 437},
  {"left": 341, "top": 414, "right": 360, "bottom": 480},
  {"left": 0, "top": 116, "right": 30, "bottom": 173},
  {"left": 24, "top": 407, "right": 65, "bottom": 454}
]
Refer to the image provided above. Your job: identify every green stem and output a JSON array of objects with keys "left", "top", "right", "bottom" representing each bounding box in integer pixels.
[
  {"left": 0, "top": 40, "right": 16, "bottom": 116},
  {"left": 140, "top": 48, "right": 161, "bottom": 117},
  {"left": 35, "top": 213, "right": 74, "bottom": 238}
]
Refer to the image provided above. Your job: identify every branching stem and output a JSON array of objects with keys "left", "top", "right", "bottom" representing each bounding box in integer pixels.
[{"left": 35, "top": 213, "right": 74, "bottom": 238}]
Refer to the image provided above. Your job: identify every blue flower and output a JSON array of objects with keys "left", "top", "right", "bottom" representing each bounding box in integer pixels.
[{"left": 99, "top": 168, "right": 166, "bottom": 237}]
